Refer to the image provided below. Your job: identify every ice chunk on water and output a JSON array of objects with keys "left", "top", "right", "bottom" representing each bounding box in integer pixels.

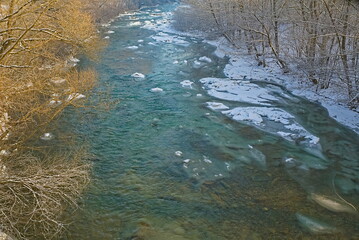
[
  {"left": 200, "top": 77, "right": 278, "bottom": 105},
  {"left": 150, "top": 88, "right": 163, "bottom": 93},
  {"left": 223, "top": 107, "right": 263, "bottom": 125},
  {"left": 199, "top": 56, "right": 212, "bottom": 63},
  {"left": 107, "top": 30, "right": 115, "bottom": 34},
  {"left": 131, "top": 73, "right": 145, "bottom": 78},
  {"left": 175, "top": 151, "right": 183, "bottom": 157},
  {"left": 206, "top": 102, "right": 229, "bottom": 111},
  {"left": 183, "top": 159, "right": 190, "bottom": 163},
  {"left": 180, "top": 80, "right": 194, "bottom": 88},
  {"left": 127, "top": 46, "right": 138, "bottom": 50}
]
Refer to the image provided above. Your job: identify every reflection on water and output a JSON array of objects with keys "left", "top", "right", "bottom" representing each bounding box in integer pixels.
[{"left": 64, "top": 3, "right": 359, "bottom": 240}]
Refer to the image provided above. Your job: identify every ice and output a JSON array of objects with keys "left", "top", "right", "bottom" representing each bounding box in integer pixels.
[
  {"left": 203, "top": 156, "right": 212, "bottom": 164},
  {"left": 50, "top": 77, "right": 66, "bottom": 85},
  {"left": 180, "top": 80, "right": 194, "bottom": 88},
  {"left": 199, "top": 78, "right": 278, "bottom": 106},
  {"left": 175, "top": 151, "right": 183, "bottom": 157},
  {"left": 138, "top": 39, "right": 144, "bottom": 43},
  {"left": 196, "top": 94, "right": 203, "bottom": 97},
  {"left": 131, "top": 73, "right": 145, "bottom": 78},
  {"left": 67, "top": 93, "right": 86, "bottom": 101},
  {"left": 183, "top": 159, "right": 190, "bottom": 163},
  {"left": 68, "top": 56, "right": 80, "bottom": 63},
  {"left": 107, "top": 30, "right": 115, "bottom": 34},
  {"left": 223, "top": 107, "right": 320, "bottom": 146},
  {"left": 151, "top": 33, "right": 189, "bottom": 46},
  {"left": 199, "top": 56, "right": 212, "bottom": 63},
  {"left": 150, "top": 87, "right": 163, "bottom": 93},
  {"left": 127, "top": 46, "right": 139, "bottom": 50},
  {"left": 206, "top": 102, "right": 229, "bottom": 111},
  {"left": 223, "top": 107, "right": 264, "bottom": 125},
  {"left": 104, "top": 36, "right": 110, "bottom": 39},
  {"left": 40, "top": 132, "right": 54, "bottom": 141}
]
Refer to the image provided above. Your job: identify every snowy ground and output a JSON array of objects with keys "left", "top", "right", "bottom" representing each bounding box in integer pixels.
[{"left": 207, "top": 37, "right": 359, "bottom": 134}]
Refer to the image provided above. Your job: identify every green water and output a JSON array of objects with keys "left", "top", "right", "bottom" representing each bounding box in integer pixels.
[{"left": 65, "top": 4, "right": 359, "bottom": 239}]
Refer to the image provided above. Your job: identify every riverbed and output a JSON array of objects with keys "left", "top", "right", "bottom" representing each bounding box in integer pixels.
[{"left": 65, "top": 4, "right": 359, "bottom": 239}]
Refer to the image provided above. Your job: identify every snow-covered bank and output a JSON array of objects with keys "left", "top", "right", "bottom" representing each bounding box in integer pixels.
[{"left": 207, "top": 37, "right": 359, "bottom": 134}]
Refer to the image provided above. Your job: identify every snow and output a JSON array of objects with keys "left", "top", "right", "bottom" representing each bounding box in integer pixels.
[
  {"left": 50, "top": 77, "right": 66, "bottom": 85},
  {"left": 223, "top": 107, "right": 320, "bottom": 145},
  {"left": 199, "top": 77, "right": 278, "bottom": 106},
  {"left": 67, "top": 93, "right": 86, "bottom": 101},
  {"left": 150, "top": 87, "right": 163, "bottom": 93},
  {"left": 68, "top": 56, "right": 80, "bottom": 63},
  {"left": 206, "top": 102, "right": 229, "bottom": 111},
  {"left": 180, "top": 80, "right": 194, "bottom": 88},
  {"left": 151, "top": 32, "right": 189, "bottom": 46},
  {"left": 199, "top": 56, "right": 212, "bottom": 63},
  {"left": 127, "top": 45, "right": 139, "bottom": 50},
  {"left": 206, "top": 37, "right": 359, "bottom": 133},
  {"left": 183, "top": 159, "right": 190, "bottom": 163},
  {"left": 175, "top": 151, "right": 183, "bottom": 157},
  {"left": 131, "top": 72, "right": 145, "bottom": 78}
]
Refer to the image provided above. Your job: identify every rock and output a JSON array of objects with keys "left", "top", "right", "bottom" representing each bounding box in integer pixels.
[
  {"left": 0, "top": 232, "right": 13, "bottom": 240},
  {"left": 40, "top": 132, "right": 54, "bottom": 141},
  {"left": 310, "top": 193, "right": 357, "bottom": 214},
  {"left": 296, "top": 213, "right": 338, "bottom": 234}
]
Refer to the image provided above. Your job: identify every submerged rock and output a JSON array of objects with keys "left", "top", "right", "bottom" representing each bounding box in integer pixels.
[
  {"left": 0, "top": 231, "right": 13, "bottom": 240},
  {"left": 310, "top": 193, "right": 357, "bottom": 214},
  {"left": 296, "top": 213, "right": 338, "bottom": 234}
]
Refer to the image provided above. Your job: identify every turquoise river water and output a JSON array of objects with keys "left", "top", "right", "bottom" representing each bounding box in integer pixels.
[{"left": 64, "top": 4, "right": 359, "bottom": 240}]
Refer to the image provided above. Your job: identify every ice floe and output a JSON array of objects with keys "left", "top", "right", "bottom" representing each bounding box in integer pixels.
[
  {"left": 151, "top": 32, "right": 189, "bottom": 46},
  {"left": 150, "top": 88, "right": 163, "bottom": 93},
  {"left": 200, "top": 78, "right": 278, "bottom": 106},
  {"left": 180, "top": 80, "right": 194, "bottom": 88},
  {"left": 223, "top": 107, "right": 320, "bottom": 145},
  {"left": 127, "top": 45, "right": 139, "bottom": 50},
  {"left": 131, "top": 73, "right": 145, "bottom": 78},
  {"left": 199, "top": 56, "right": 212, "bottom": 63},
  {"left": 107, "top": 30, "right": 115, "bottom": 34},
  {"left": 206, "top": 102, "right": 229, "bottom": 111},
  {"left": 175, "top": 151, "right": 183, "bottom": 157}
]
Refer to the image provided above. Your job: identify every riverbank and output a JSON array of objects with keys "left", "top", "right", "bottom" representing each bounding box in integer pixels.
[{"left": 206, "top": 37, "right": 359, "bottom": 134}]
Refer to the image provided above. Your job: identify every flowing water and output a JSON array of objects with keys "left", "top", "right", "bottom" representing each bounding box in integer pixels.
[{"left": 65, "top": 4, "right": 359, "bottom": 239}]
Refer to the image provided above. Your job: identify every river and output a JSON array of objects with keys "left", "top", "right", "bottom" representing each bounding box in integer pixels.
[{"left": 65, "top": 3, "right": 359, "bottom": 239}]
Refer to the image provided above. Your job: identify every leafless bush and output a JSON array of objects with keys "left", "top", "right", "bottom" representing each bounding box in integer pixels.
[{"left": 0, "top": 151, "right": 91, "bottom": 240}]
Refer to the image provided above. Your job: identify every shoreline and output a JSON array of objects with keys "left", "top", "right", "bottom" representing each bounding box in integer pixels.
[{"left": 206, "top": 37, "right": 359, "bottom": 134}]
